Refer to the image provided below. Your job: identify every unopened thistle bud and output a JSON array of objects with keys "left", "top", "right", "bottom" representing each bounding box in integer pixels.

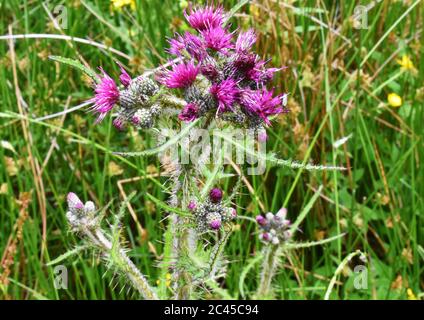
[
  {"left": 132, "top": 108, "right": 154, "bottom": 129},
  {"left": 206, "top": 212, "right": 222, "bottom": 230},
  {"left": 67, "top": 192, "right": 84, "bottom": 211},
  {"left": 65, "top": 192, "right": 99, "bottom": 231},
  {"left": 193, "top": 188, "right": 236, "bottom": 231},
  {"left": 188, "top": 201, "right": 197, "bottom": 211},
  {"left": 257, "top": 207, "right": 292, "bottom": 245},
  {"left": 209, "top": 188, "right": 223, "bottom": 203}
]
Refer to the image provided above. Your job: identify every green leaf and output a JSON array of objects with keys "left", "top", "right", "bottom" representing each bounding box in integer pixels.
[
  {"left": 49, "top": 55, "right": 98, "bottom": 82},
  {"left": 290, "top": 185, "right": 323, "bottom": 234},
  {"left": 113, "top": 119, "right": 200, "bottom": 157},
  {"left": 46, "top": 245, "right": 89, "bottom": 266},
  {"left": 284, "top": 233, "right": 346, "bottom": 250},
  {"left": 239, "top": 253, "right": 263, "bottom": 299}
]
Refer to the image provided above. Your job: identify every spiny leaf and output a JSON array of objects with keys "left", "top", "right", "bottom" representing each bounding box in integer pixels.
[
  {"left": 283, "top": 233, "right": 346, "bottom": 250},
  {"left": 113, "top": 119, "right": 200, "bottom": 157},
  {"left": 49, "top": 55, "right": 98, "bottom": 82},
  {"left": 214, "top": 131, "right": 345, "bottom": 171},
  {"left": 46, "top": 245, "right": 89, "bottom": 266}
]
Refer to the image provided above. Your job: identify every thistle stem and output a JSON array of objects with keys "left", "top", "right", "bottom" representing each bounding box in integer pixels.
[
  {"left": 87, "top": 228, "right": 158, "bottom": 300},
  {"left": 257, "top": 245, "right": 280, "bottom": 298}
]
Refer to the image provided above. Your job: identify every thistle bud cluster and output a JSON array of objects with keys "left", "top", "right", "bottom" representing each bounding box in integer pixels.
[
  {"left": 89, "top": 66, "right": 161, "bottom": 130},
  {"left": 87, "top": 4, "right": 288, "bottom": 136},
  {"left": 191, "top": 188, "right": 237, "bottom": 231},
  {"left": 256, "top": 208, "right": 292, "bottom": 245},
  {"left": 115, "top": 76, "right": 161, "bottom": 130},
  {"left": 66, "top": 192, "right": 98, "bottom": 232}
]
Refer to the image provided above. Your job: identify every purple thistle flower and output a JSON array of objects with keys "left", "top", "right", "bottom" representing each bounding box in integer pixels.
[
  {"left": 275, "top": 207, "right": 288, "bottom": 220},
  {"left": 89, "top": 68, "right": 120, "bottom": 123},
  {"left": 235, "top": 29, "right": 257, "bottom": 53},
  {"left": 231, "top": 52, "right": 258, "bottom": 77},
  {"left": 201, "top": 56, "right": 219, "bottom": 80},
  {"left": 188, "top": 201, "right": 197, "bottom": 211},
  {"left": 247, "top": 59, "right": 281, "bottom": 85},
  {"left": 168, "top": 32, "right": 206, "bottom": 61},
  {"left": 201, "top": 27, "right": 233, "bottom": 53},
  {"left": 229, "top": 207, "right": 237, "bottom": 218},
  {"left": 183, "top": 32, "right": 207, "bottom": 60},
  {"left": 256, "top": 215, "right": 267, "bottom": 226},
  {"left": 241, "top": 88, "right": 283, "bottom": 125},
  {"left": 118, "top": 63, "right": 132, "bottom": 87},
  {"left": 209, "top": 219, "right": 221, "bottom": 230},
  {"left": 157, "top": 61, "right": 199, "bottom": 89},
  {"left": 113, "top": 118, "right": 125, "bottom": 131},
  {"left": 209, "top": 78, "right": 239, "bottom": 112},
  {"left": 260, "top": 232, "right": 270, "bottom": 241},
  {"left": 184, "top": 4, "right": 225, "bottom": 31},
  {"left": 209, "top": 188, "right": 223, "bottom": 203},
  {"left": 168, "top": 35, "right": 186, "bottom": 56},
  {"left": 178, "top": 103, "right": 199, "bottom": 122}
]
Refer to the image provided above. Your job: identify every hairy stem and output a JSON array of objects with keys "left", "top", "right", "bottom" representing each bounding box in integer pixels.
[
  {"left": 257, "top": 245, "right": 280, "bottom": 298},
  {"left": 87, "top": 228, "right": 158, "bottom": 300}
]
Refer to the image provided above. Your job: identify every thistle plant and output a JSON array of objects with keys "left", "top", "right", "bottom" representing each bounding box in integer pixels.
[{"left": 51, "top": 3, "right": 345, "bottom": 300}]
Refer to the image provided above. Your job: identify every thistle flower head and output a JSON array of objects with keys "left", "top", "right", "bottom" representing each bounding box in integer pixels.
[
  {"left": 66, "top": 192, "right": 98, "bottom": 231},
  {"left": 168, "top": 32, "right": 206, "bottom": 61},
  {"left": 235, "top": 29, "right": 257, "bottom": 53},
  {"left": 89, "top": 68, "right": 120, "bottom": 123},
  {"left": 201, "top": 26, "right": 233, "bottom": 52},
  {"left": 178, "top": 103, "right": 199, "bottom": 122},
  {"left": 256, "top": 214, "right": 267, "bottom": 226},
  {"left": 67, "top": 192, "right": 84, "bottom": 211},
  {"left": 158, "top": 61, "right": 199, "bottom": 89},
  {"left": 209, "top": 188, "right": 223, "bottom": 203},
  {"left": 184, "top": 4, "right": 225, "bottom": 31},
  {"left": 131, "top": 108, "right": 154, "bottom": 128},
  {"left": 193, "top": 188, "right": 236, "bottom": 231},
  {"left": 241, "top": 88, "right": 284, "bottom": 125},
  {"left": 112, "top": 117, "right": 126, "bottom": 131},
  {"left": 257, "top": 208, "right": 292, "bottom": 245},
  {"left": 168, "top": 35, "right": 186, "bottom": 56},
  {"left": 246, "top": 59, "right": 281, "bottom": 85},
  {"left": 118, "top": 64, "right": 132, "bottom": 87},
  {"left": 206, "top": 212, "right": 222, "bottom": 230},
  {"left": 210, "top": 78, "right": 239, "bottom": 112},
  {"left": 188, "top": 201, "right": 197, "bottom": 211}
]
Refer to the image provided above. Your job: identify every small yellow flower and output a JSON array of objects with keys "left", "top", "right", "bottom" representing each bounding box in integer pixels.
[
  {"left": 111, "top": 0, "right": 135, "bottom": 11},
  {"left": 165, "top": 273, "right": 172, "bottom": 287},
  {"left": 396, "top": 54, "right": 415, "bottom": 71},
  {"left": 388, "top": 93, "right": 402, "bottom": 107},
  {"left": 407, "top": 288, "right": 418, "bottom": 300},
  {"left": 157, "top": 273, "right": 172, "bottom": 287}
]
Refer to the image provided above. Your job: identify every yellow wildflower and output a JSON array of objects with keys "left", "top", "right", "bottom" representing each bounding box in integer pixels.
[
  {"left": 157, "top": 273, "right": 172, "bottom": 287},
  {"left": 396, "top": 54, "right": 415, "bottom": 71},
  {"left": 111, "top": 0, "right": 135, "bottom": 11},
  {"left": 407, "top": 288, "right": 418, "bottom": 300},
  {"left": 165, "top": 273, "right": 172, "bottom": 287},
  {"left": 387, "top": 93, "right": 402, "bottom": 107}
]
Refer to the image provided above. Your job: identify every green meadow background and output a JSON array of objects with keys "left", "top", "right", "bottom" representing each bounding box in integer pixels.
[{"left": 0, "top": 0, "right": 423, "bottom": 299}]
